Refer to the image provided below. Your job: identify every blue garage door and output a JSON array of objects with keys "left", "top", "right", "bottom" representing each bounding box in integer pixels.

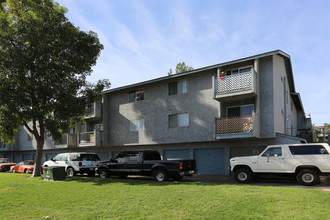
[
  {"left": 13, "top": 154, "right": 21, "bottom": 163},
  {"left": 23, "top": 154, "right": 33, "bottom": 161},
  {"left": 164, "top": 150, "right": 190, "bottom": 160},
  {"left": 46, "top": 153, "right": 57, "bottom": 161},
  {"left": 194, "top": 148, "right": 225, "bottom": 174}
]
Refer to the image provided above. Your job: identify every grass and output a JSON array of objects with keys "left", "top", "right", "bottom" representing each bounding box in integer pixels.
[{"left": 0, "top": 173, "right": 329, "bottom": 220}]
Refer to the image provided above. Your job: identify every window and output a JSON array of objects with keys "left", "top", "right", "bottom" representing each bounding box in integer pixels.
[
  {"left": 114, "top": 151, "right": 140, "bottom": 162},
  {"left": 224, "top": 67, "right": 252, "bottom": 76},
  {"left": 129, "top": 89, "right": 144, "bottom": 102},
  {"left": 169, "top": 113, "right": 189, "bottom": 128},
  {"left": 168, "top": 79, "right": 188, "bottom": 95},
  {"left": 130, "top": 119, "right": 144, "bottom": 131},
  {"left": 262, "top": 147, "right": 282, "bottom": 157},
  {"left": 289, "top": 145, "right": 329, "bottom": 155},
  {"left": 227, "top": 105, "right": 254, "bottom": 117},
  {"left": 144, "top": 151, "right": 161, "bottom": 160}
]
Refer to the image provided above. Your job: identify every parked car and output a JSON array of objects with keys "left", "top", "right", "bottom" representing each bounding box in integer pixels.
[
  {"left": 230, "top": 143, "right": 330, "bottom": 186},
  {"left": 0, "top": 158, "right": 16, "bottom": 172},
  {"left": 96, "top": 150, "right": 197, "bottom": 181},
  {"left": 10, "top": 160, "right": 38, "bottom": 174},
  {"left": 43, "top": 152, "right": 100, "bottom": 177}
]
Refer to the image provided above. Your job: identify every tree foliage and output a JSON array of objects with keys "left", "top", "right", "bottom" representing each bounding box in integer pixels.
[
  {"left": 0, "top": 0, "right": 109, "bottom": 176},
  {"left": 168, "top": 61, "right": 193, "bottom": 75}
]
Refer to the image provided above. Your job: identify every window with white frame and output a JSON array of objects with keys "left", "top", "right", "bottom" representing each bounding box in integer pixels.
[
  {"left": 130, "top": 119, "right": 145, "bottom": 131},
  {"left": 168, "top": 79, "right": 188, "bottom": 95},
  {"left": 169, "top": 113, "right": 189, "bottom": 128}
]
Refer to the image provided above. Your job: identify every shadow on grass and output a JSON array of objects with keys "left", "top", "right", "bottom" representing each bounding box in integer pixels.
[
  {"left": 64, "top": 175, "right": 218, "bottom": 187},
  {"left": 62, "top": 174, "right": 330, "bottom": 189}
]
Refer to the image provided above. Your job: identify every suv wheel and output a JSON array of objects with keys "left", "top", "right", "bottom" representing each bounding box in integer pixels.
[
  {"left": 234, "top": 168, "right": 253, "bottom": 183},
  {"left": 66, "top": 167, "right": 76, "bottom": 177},
  {"left": 296, "top": 169, "right": 320, "bottom": 186}
]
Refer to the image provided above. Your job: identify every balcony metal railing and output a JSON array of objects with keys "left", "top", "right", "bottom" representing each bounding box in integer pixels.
[
  {"left": 216, "top": 71, "right": 253, "bottom": 95},
  {"left": 54, "top": 135, "right": 68, "bottom": 145},
  {"left": 79, "top": 131, "right": 95, "bottom": 145},
  {"left": 216, "top": 115, "right": 253, "bottom": 134}
]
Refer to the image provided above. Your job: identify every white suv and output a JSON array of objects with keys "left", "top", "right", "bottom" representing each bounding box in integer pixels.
[{"left": 43, "top": 152, "right": 100, "bottom": 177}]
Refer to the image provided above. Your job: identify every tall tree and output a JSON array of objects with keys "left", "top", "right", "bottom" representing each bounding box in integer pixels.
[
  {"left": 168, "top": 61, "right": 193, "bottom": 75},
  {"left": 0, "top": 0, "right": 109, "bottom": 176}
]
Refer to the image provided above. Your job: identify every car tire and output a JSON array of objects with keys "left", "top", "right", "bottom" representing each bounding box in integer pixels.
[
  {"left": 153, "top": 169, "right": 168, "bottom": 182},
  {"left": 98, "top": 168, "right": 110, "bottom": 179},
  {"left": 234, "top": 168, "right": 253, "bottom": 183},
  {"left": 25, "top": 169, "right": 29, "bottom": 174},
  {"left": 296, "top": 169, "right": 320, "bottom": 186},
  {"left": 12, "top": 169, "right": 15, "bottom": 173},
  {"left": 66, "top": 167, "right": 76, "bottom": 177}
]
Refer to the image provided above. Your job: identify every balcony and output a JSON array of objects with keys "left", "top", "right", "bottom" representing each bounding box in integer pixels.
[
  {"left": 216, "top": 115, "right": 256, "bottom": 139},
  {"left": 85, "top": 102, "right": 102, "bottom": 120},
  {"left": 54, "top": 134, "right": 76, "bottom": 148},
  {"left": 215, "top": 71, "right": 256, "bottom": 101},
  {"left": 78, "top": 129, "right": 103, "bottom": 147}
]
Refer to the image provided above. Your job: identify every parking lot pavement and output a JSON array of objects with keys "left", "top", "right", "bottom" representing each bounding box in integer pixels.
[{"left": 185, "top": 174, "right": 330, "bottom": 192}]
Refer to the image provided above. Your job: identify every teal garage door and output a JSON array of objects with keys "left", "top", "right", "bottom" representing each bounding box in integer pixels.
[
  {"left": 164, "top": 149, "right": 189, "bottom": 160},
  {"left": 194, "top": 148, "right": 225, "bottom": 174}
]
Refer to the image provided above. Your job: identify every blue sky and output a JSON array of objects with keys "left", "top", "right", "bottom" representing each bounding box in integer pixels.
[{"left": 55, "top": 0, "right": 330, "bottom": 125}]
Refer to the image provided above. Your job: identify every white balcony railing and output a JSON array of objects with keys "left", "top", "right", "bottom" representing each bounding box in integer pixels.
[{"left": 216, "top": 71, "right": 253, "bottom": 95}]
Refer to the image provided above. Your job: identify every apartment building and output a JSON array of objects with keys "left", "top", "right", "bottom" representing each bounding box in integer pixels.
[{"left": 1, "top": 50, "right": 312, "bottom": 175}]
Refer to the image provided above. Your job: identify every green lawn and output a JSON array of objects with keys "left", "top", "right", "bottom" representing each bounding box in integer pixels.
[{"left": 0, "top": 173, "right": 329, "bottom": 220}]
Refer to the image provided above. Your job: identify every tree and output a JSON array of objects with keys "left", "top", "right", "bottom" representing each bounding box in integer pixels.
[
  {"left": 0, "top": 0, "right": 110, "bottom": 177},
  {"left": 168, "top": 61, "right": 193, "bottom": 75}
]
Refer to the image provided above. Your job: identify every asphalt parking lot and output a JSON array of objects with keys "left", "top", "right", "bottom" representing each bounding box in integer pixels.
[{"left": 185, "top": 174, "right": 330, "bottom": 192}]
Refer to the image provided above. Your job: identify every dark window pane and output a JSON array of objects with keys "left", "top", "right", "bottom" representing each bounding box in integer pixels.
[
  {"left": 289, "top": 145, "right": 329, "bottom": 155},
  {"left": 228, "top": 107, "right": 240, "bottom": 117},
  {"left": 129, "top": 91, "right": 135, "bottom": 102},
  {"left": 136, "top": 90, "right": 144, "bottom": 101},
  {"left": 169, "top": 114, "right": 178, "bottom": 128},
  {"left": 169, "top": 82, "right": 178, "bottom": 95},
  {"left": 144, "top": 151, "right": 161, "bottom": 160}
]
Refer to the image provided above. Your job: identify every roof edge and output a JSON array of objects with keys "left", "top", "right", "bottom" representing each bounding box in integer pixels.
[{"left": 103, "top": 50, "right": 289, "bottom": 94}]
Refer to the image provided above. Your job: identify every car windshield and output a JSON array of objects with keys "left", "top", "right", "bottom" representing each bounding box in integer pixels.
[
  {"left": 24, "top": 161, "right": 35, "bottom": 165},
  {"left": 0, "top": 158, "right": 10, "bottom": 163}
]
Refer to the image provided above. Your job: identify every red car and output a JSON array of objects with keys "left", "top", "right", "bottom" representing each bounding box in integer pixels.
[
  {"left": 0, "top": 158, "right": 16, "bottom": 172},
  {"left": 11, "top": 160, "right": 36, "bottom": 174}
]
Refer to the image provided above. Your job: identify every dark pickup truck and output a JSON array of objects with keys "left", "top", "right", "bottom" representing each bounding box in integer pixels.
[{"left": 96, "top": 150, "right": 197, "bottom": 181}]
